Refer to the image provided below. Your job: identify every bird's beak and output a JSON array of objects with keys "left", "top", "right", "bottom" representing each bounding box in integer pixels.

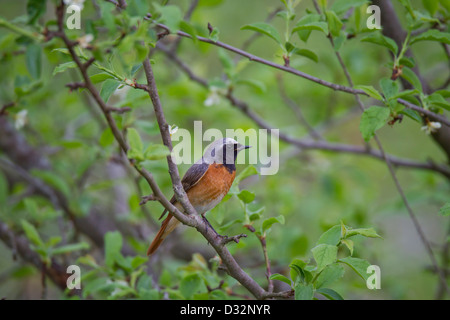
[{"left": 237, "top": 144, "right": 251, "bottom": 151}]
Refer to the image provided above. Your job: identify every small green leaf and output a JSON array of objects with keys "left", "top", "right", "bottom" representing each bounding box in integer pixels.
[
  {"left": 344, "top": 227, "right": 382, "bottom": 239},
  {"left": 241, "top": 22, "right": 282, "bottom": 45},
  {"left": 292, "top": 48, "right": 319, "bottom": 63},
  {"left": 237, "top": 189, "right": 255, "bottom": 204},
  {"left": 269, "top": 273, "right": 292, "bottom": 286},
  {"left": 26, "top": 43, "right": 42, "bottom": 79},
  {"left": 27, "top": 0, "right": 47, "bottom": 25},
  {"left": 294, "top": 283, "right": 314, "bottom": 300},
  {"left": 314, "top": 263, "right": 345, "bottom": 289},
  {"left": 21, "top": 219, "right": 44, "bottom": 248},
  {"left": 359, "top": 106, "right": 390, "bottom": 142},
  {"left": 52, "top": 242, "right": 90, "bottom": 255},
  {"left": 361, "top": 32, "right": 398, "bottom": 55},
  {"left": 53, "top": 61, "right": 77, "bottom": 76},
  {"left": 155, "top": 4, "right": 182, "bottom": 32},
  {"left": 338, "top": 256, "right": 371, "bottom": 281},
  {"left": 439, "top": 203, "right": 450, "bottom": 217},
  {"left": 379, "top": 78, "right": 399, "bottom": 100},
  {"left": 316, "top": 287, "right": 344, "bottom": 300},
  {"left": 292, "top": 22, "right": 329, "bottom": 36},
  {"left": 100, "top": 79, "right": 120, "bottom": 103},
  {"left": 400, "top": 67, "right": 423, "bottom": 92},
  {"left": 317, "top": 225, "right": 341, "bottom": 246},
  {"left": 127, "top": 128, "right": 144, "bottom": 161},
  {"left": 410, "top": 30, "right": 450, "bottom": 45},
  {"left": 144, "top": 144, "right": 171, "bottom": 160},
  {"left": 355, "top": 85, "right": 384, "bottom": 101},
  {"left": 311, "top": 244, "right": 338, "bottom": 272},
  {"left": 331, "top": 0, "right": 368, "bottom": 15},
  {"left": 341, "top": 239, "right": 354, "bottom": 255},
  {"left": 104, "top": 231, "right": 123, "bottom": 270},
  {"left": 179, "top": 273, "right": 203, "bottom": 299},
  {"left": 262, "top": 215, "right": 285, "bottom": 233},
  {"left": 325, "top": 11, "right": 343, "bottom": 37}
]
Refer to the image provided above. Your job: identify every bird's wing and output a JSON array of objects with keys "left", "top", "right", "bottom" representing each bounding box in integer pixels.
[{"left": 158, "top": 160, "right": 209, "bottom": 220}]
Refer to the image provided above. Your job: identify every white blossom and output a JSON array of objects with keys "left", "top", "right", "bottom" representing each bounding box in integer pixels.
[
  {"left": 64, "top": 0, "right": 85, "bottom": 10},
  {"left": 204, "top": 87, "right": 225, "bottom": 107},
  {"left": 168, "top": 124, "right": 178, "bottom": 136},
  {"left": 77, "top": 34, "right": 93, "bottom": 49},
  {"left": 14, "top": 110, "right": 28, "bottom": 130},
  {"left": 421, "top": 121, "right": 441, "bottom": 135}
]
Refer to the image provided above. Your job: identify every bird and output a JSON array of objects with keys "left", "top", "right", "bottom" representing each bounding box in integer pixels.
[{"left": 147, "top": 138, "right": 250, "bottom": 255}]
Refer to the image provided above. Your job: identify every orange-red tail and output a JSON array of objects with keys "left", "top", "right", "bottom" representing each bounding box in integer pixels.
[{"left": 147, "top": 214, "right": 180, "bottom": 255}]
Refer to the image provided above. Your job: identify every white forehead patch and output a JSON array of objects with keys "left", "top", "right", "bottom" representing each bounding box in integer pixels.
[{"left": 223, "top": 138, "right": 238, "bottom": 145}]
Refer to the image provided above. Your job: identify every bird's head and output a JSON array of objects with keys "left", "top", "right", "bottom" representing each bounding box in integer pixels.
[{"left": 203, "top": 138, "right": 250, "bottom": 165}]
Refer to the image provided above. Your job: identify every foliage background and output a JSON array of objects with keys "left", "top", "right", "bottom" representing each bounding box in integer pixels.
[{"left": 0, "top": 0, "right": 449, "bottom": 300}]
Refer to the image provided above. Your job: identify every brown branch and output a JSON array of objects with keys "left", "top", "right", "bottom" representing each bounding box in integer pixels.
[
  {"left": 155, "top": 42, "right": 450, "bottom": 179},
  {"left": 313, "top": 0, "right": 449, "bottom": 295},
  {"left": 141, "top": 58, "right": 271, "bottom": 299},
  {"left": 0, "top": 221, "right": 70, "bottom": 292}
]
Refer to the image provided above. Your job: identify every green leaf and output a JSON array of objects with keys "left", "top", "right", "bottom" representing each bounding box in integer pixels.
[
  {"left": 400, "top": 108, "right": 422, "bottom": 123},
  {"left": 131, "top": 256, "right": 149, "bottom": 269},
  {"left": 127, "top": 128, "right": 144, "bottom": 161},
  {"left": 359, "top": 106, "right": 390, "bottom": 142},
  {"left": 104, "top": 231, "right": 123, "bottom": 270},
  {"left": 237, "top": 189, "right": 255, "bottom": 204},
  {"left": 379, "top": 78, "right": 398, "bottom": 100},
  {"left": 292, "top": 22, "right": 329, "bottom": 36},
  {"left": 400, "top": 67, "right": 423, "bottom": 92},
  {"left": 52, "top": 242, "right": 90, "bottom": 255},
  {"left": 262, "top": 215, "right": 285, "bottom": 233},
  {"left": 100, "top": 79, "right": 120, "bottom": 103},
  {"left": 311, "top": 244, "right": 338, "bottom": 272},
  {"left": 230, "top": 165, "right": 259, "bottom": 194},
  {"left": 236, "top": 79, "right": 267, "bottom": 93},
  {"left": 180, "top": 273, "right": 203, "bottom": 299},
  {"left": 27, "top": 0, "right": 47, "bottom": 25},
  {"left": 439, "top": 203, "right": 450, "bottom": 217},
  {"left": 269, "top": 273, "right": 292, "bottom": 286},
  {"left": 338, "top": 256, "right": 371, "bottom": 281},
  {"left": 317, "top": 225, "right": 341, "bottom": 246},
  {"left": 316, "top": 288, "right": 344, "bottom": 300},
  {"left": 209, "top": 27, "right": 220, "bottom": 42},
  {"left": 314, "top": 263, "right": 345, "bottom": 289},
  {"left": 294, "top": 283, "right": 314, "bottom": 300},
  {"left": 410, "top": 30, "right": 450, "bottom": 45},
  {"left": 426, "top": 93, "right": 450, "bottom": 111},
  {"left": 354, "top": 85, "right": 384, "bottom": 101},
  {"left": 292, "top": 48, "right": 319, "bottom": 63},
  {"left": 144, "top": 144, "right": 171, "bottom": 160},
  {"left": 21, "top": 219, "right": 44, "bottom": 248},
  {"left": 52, "top": 61, "right": 77, "bottom": 76},
  {"left": 31, "top": 170, "right": 71, "bottom": 199},
  {"left": 155, "top": 4, "right": 182, "bottom": 32},
  {"left": 341, "top": 239, "right": 354, "bottom": 255},
  {"left": 289, "top": 259, "right": 312, "bottom": 285},
  {"left": 361, "top": 32, "right": 398, "bottom": 55},
  {"left": 26, "top": 43, "right": 42, "bottom": 79},
  {"left": 344, "top": 227, "right": 382, "bottom": 239},
  {"left": 331, "top": 0, "right": 368, "bottom": 15},
  {"left": 325, "top": 11, "right": 343, "bottom": 37},
  {"left": 241, "top": 22, "right": 282, "bottom": 45},
  {"left": 293, "top": 14, "right": 325, "bottom": 42}
]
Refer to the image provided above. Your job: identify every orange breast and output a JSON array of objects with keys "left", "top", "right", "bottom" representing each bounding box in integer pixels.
[{"left": 187, "top": 163, "right": 236, "bottom": 214}]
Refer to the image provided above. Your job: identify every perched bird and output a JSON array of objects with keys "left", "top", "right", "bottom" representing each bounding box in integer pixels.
[{"left": 147, "top": 138, "right": 250, "bottom": 255}]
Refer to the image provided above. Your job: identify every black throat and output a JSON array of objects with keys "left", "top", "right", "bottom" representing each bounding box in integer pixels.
[{"left": 221, "top": 145, "right": 238, "bottom": 174}]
